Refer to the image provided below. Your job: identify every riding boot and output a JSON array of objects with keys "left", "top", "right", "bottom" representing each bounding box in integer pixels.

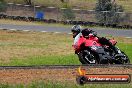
[{"left": 98, "top": 37, "right": 125, "bottom": 57}]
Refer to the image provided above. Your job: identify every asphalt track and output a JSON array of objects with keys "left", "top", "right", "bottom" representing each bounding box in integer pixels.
[{"left": 0, "top": 24, "right": 132, "bottom": 38}]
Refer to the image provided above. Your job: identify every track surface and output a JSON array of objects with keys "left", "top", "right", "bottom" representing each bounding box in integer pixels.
[
  {"left": 0, "top": 65, "right": 132, "bottom": 84},
  {"left": 0, "top": 24, "right": 132, "bottom": 37}
]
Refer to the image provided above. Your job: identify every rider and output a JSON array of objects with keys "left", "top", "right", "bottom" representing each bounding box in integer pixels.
[
  {"left": 71, "top": 25, "right": 121, "bottom": 56},
  {"left": 71, "top": 25, "right": 85, "bottom": 53}
]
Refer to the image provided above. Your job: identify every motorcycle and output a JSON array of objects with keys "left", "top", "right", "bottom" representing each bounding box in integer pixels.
[{"left": 73, "top": 35, "right": 130, "bottom": 64}]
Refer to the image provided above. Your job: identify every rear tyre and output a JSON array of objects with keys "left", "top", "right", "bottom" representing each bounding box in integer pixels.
[{"left": 99, "top": 57, "right": 109, "bottom": 64}]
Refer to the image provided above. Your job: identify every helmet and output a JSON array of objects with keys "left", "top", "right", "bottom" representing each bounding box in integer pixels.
[
  {"left": 71, "top": 25, "right": 82, "bottom": 38},
  {"left": 71, "top": 25, "right": 82, "bottom": 33},
  {"left": 81, "top": 28, "right": 92, "bottom": 38}
]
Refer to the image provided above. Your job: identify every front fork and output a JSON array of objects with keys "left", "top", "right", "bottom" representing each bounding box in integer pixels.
[{"left": 115, "top": 47, "right": 122, "bottom": 54}]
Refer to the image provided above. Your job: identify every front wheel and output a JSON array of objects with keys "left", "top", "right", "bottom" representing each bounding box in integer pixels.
[
  {"left": 77, "top": 50, "right": 98, "bottom": 64},
  {"left": 115, "top": 51, "right": 130, "bottom": 64}
]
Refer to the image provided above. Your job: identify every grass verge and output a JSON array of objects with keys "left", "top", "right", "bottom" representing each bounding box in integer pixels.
[
  {"left": 0, "top": 30, "right": 131, "bottom": 88},
  {"left": 6, "top": 55, "right": 80, "bottom": 66},
  {"left": 0, "top": 30, "right": 131, "bottom": 66},
  {"left": 0, "top": 81, "right": 131, "bottom": 88}
]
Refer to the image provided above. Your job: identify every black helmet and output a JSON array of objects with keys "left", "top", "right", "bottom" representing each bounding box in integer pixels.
[
  {"left": 81, "top": 28, "right": 92, "bottom": 38},
  {"left": 71, "top": 25, "right": 82, "bottom": 38},
  {"left": 82, "top": 28, "right": 97, "bottom": 38}
]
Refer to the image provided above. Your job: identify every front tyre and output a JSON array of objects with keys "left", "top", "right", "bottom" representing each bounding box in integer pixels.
[
  {"left": 121, "top": 51, "right": 130, "bottom": 64},
  {"left": 78, "top": 50, "right": 98, "bottom": 64},
  {"left": 115, "top": 51, "right": 130, "bottom": 64}
]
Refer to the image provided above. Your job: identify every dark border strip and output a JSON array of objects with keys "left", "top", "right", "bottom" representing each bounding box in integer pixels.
[{"left": 0, "top": 64, "right": 132, "bottom": 70}]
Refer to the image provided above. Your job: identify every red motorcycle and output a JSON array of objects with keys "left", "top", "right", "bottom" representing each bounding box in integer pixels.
[{"left": 73, "top": 35, "right": 130, "bottom": 64}]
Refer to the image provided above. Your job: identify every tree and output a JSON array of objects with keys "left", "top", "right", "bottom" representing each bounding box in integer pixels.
[
  {"left": 61, "top": 1, "right": 75, "bottom": 20},
  {"left": 0, "top": 0, "right": 7, "bottom": 12},
  {"left": 62, "top": 8, "right": 75, "bottom": 20},
  {"left": 60, "top": 0, "right": 64, "bottom": 3},
  {"left": 95, "top": 0, "right": 124, "bottom": 24},
  {"left": 24, "top": 0, "right": 32, "bottom": 5}
]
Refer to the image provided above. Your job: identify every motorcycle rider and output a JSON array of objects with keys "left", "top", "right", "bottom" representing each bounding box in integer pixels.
[
  {"left": 71, "top": 25, "right": 121, "bottom": 56},
  {"left": 71, "top": 25, "right": 97, "bottom": 54},
  {"left": 71, "top": 25, "right": 84, "bottom": 47}
]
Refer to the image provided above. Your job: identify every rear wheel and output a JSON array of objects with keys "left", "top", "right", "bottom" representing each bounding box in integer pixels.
[{"left": 99, "top": 57, "right": 109, "bottom": 64}]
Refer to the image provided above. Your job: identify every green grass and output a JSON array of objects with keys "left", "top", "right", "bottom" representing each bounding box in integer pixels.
[
  {"left": 5, "top": 54, "right": 80, "bottom": 66},
  {"left": 0, "top": 19, "right": 72, "bottom": 28},
  {"left": 0, "top": 81, "right": 131, "bottom": 88},
  {"left": 1, "top": 43, "right": 132, "bottom": 66},
  {"left": 0, "top": 30, "right": 131, "bottom": 66},
  {"left": 117, "top": 43, "right": 132, "bottom": 60}
]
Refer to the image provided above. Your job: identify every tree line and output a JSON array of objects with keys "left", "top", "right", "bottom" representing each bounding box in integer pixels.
[{"left": 0, "top": 0, "right": 130, "bottom": 26}]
